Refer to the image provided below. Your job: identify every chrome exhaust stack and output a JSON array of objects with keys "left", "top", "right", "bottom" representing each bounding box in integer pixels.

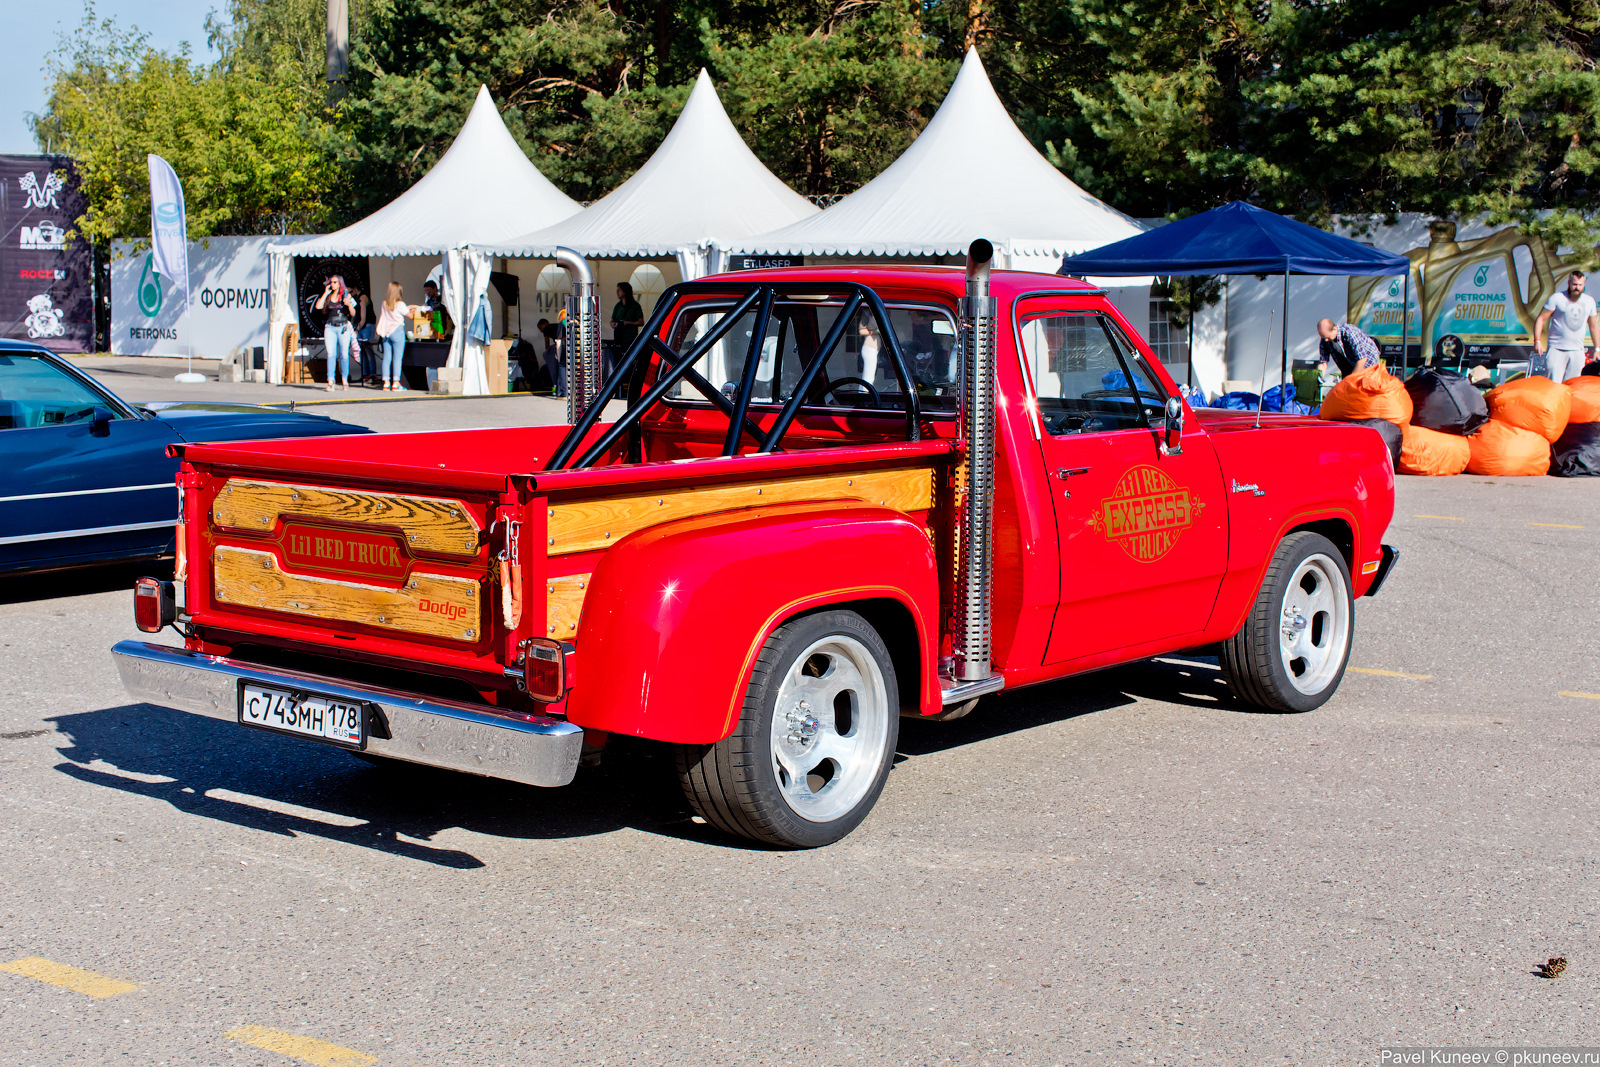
[
  {"left": 555, "top": 246, "right": 599, "bottom": 425},
  {"left": 949, "top": 238, "right": 1002, "bottom": 696}
]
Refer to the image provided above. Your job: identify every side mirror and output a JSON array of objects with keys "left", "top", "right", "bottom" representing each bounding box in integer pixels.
[
  {"left": 91, "top": 406, "right": 115, "bottom": 437},
  {"left": 1162, "top": 395, "right": 1184, "bottom": 456}
]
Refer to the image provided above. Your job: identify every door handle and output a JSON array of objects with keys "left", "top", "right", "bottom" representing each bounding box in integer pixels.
[{"left": 1054, "top": 466, "right": 1090, "bottom": 498}]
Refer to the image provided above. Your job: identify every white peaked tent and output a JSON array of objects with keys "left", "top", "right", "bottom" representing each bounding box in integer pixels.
[
  {"left": 478, "top": 69, "right": 817, "bottom": 274},
  {"left": 463, "top": 70, "right": 819, "bottom": 391},
  {"left": 725, "top": 48, "right": 1145, "bottom": 270},
  {"left": 266, "top": 85, "right": 581, "bottom": 389}
]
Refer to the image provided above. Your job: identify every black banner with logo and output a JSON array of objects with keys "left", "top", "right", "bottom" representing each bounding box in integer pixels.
[
  {"left": 294, "top": 256, "right": 371, "bottom": 336},
  {"left": 0, "top": 154, "right": 93, "bottom": 352}
]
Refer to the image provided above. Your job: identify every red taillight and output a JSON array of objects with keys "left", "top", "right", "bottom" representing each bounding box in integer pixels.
[
  {"left": 522, "top": 639, "right": 569, "bottom": 703},
  {"left": 134, "top": 577, "right": 176, "bottom": 633}
]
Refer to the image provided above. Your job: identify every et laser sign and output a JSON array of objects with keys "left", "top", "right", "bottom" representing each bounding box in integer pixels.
[{"left": 111, "top": 234, "right": 316, "bottom": 357}]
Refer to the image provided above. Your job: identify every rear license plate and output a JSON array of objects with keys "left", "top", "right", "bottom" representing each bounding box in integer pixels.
[{"left": 239, "top": 683, "right": 365, "bottom": 748}]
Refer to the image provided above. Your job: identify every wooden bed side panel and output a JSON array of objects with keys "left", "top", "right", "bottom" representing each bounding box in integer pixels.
[{"left": 545, "top": 467, "right": 933, "bottom": 557}]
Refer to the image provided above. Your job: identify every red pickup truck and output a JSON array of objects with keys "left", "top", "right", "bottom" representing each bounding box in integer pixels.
[{"left": 114, "top": 242, "right": 1397, "bottom": 848}]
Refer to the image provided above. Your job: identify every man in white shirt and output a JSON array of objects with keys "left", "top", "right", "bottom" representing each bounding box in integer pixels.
[{"left": 1534, "top": 270, "right": 1600, "bottom": 381}]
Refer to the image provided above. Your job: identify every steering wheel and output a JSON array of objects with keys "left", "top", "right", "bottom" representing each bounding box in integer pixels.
[{"left": 820, "top": 376, "right": 882, "bottom": 407}]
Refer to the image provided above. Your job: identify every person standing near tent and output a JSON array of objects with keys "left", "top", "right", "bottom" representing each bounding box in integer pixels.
[
  {"left": 1534, "top": 270, "right": 1599, "bottom": 381},
  {"left": 1316, "top": 318, "right": 1382, "bottom": 376},
  {"left": 315, "top": 275, "right": 357, "bottom": 391},
  {"left": 604, "top": 286, "right": 643, "bottom": 382},
  {"left": 374, "top": 282, "right": 415, "bottom": 392}
]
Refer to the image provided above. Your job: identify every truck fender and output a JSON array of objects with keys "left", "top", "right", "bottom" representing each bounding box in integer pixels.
[{"left": 563, "top": 501, "right": 941, "bottom": 744}]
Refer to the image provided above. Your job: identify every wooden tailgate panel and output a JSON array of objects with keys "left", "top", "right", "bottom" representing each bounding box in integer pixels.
[
  {"left": 207, "top": 477, "right": 486, "bottom": 644},
  {"left": 213, "top": 546, "right": 483, "bottom": 642},
  {"left": 212, "top": 479, "right": 481, "bottom": 556}
]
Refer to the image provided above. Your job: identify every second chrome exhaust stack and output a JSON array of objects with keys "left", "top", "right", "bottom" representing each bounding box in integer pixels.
[
  {"left": 949, "top": 238, "right": 1003, "bottom": 698},
  {"left": 554, "top": 246, "right": 599, "bottom": 425}
]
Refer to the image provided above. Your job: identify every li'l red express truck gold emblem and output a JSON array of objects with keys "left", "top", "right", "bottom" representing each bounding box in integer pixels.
[{"left": 1088, "top": 464, "right": 1204, "bottom": 563}]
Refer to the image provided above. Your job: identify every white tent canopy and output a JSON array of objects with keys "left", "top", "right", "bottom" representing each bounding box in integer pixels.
[
  {"left": 474, "top": 69, "right": 818, "bottom": 280},
  {"left": 265, "top": 85, "right": 581, "bottom": 388},
  {"left": 724, "top": 49, "right": 1145, "bottom": 271}
]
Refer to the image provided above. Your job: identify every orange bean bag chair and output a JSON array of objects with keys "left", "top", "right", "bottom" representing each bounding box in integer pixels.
[
  {"left": 1399, "top": 424, "right": 1471, "bottom": 476},
  {"left": 1564, "top": 376, "right": 1600, "bottom": 423},
  {"left": 1466, "top": 418, "right": 1551, "bottom": 476},
  {"left": 1318, "top": 365, "right": 1412, "bottom": 426},
  {"left": 1486, "top": 377, "right": 1571, "bottom": 441}
]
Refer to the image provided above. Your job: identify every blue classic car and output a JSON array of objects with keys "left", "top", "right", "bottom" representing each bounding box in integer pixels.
[{"left": 0, "top": 339, "right": 367, "bottom": 574}]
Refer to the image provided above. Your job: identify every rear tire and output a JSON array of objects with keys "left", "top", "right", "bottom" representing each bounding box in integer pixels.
[
  {"left": 676, "top": 610, "right": 899, "bottom": 848},
  {"left": 1220, "top": 531, "right": 1353, "bottom": 713}
]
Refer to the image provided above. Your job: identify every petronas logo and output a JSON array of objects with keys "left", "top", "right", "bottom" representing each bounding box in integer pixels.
[{"left": 138, "top": 254, "right": 163, "bottom": 317}]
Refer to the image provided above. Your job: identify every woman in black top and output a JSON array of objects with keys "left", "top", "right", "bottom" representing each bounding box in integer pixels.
[{"left": 316, "top": 274, "right": 357, "bottom": 391}]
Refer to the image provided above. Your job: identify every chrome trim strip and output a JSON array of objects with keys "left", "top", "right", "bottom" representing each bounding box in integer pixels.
[
  {"left": 111, "top": 641, "right": 584, "bottom": 788},
  {"left": 939, "top": 674, "right": 1005, "bottom": 704},
  {"left": 0, "top": 483, "right": 173, "bottom": 504},
  {"left": 0, "top": 519, "right": 175, "bottom": 546}
]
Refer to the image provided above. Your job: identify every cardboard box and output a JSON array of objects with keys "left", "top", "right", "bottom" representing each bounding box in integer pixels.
[{"left": 485, "top": 339, "right": 512, "bottom": 395}]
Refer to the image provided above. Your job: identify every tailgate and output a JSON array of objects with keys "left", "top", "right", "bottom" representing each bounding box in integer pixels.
[{"left": 180, "top": 462, "right": 529, "bottom": 684}]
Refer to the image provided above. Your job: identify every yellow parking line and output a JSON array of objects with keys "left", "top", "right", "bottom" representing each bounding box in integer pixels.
[
  {"left": 1529, "top": 522, "right": 1585, "bottom": 529},
  {"left": 1413, "top": 514, "right": 1465, "bottom": 521},
  {"left": 1348, "top": 667, "right": 1433, "bottom": 680},
  {"left": 226, "top": 1025, "right": 377, "bottom": 1067},
  {"left": 1559, "top": 691, "right": 1600, "bottom": 700},
  {"left": 0, "top": 957, "right": 138, "bottom": 998}
]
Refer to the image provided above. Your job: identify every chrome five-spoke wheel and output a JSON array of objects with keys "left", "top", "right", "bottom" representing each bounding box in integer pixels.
[
  {"left": 676, "top": 609, "right": 899, "bottom": 848},
  {"left": 1278, "top": 553, "right": 1350, "bottom": 696},
  {"left": 1221, "top": 531, "right": 1355, "bottom": 713},
  {"left": 769, "top": 634, "right": 892, "bottom": 823}
]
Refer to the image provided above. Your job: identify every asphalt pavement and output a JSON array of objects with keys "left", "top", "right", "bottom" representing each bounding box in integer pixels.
[{"left": 1, "top": 399, "right": 1597, "bottom": 1064}]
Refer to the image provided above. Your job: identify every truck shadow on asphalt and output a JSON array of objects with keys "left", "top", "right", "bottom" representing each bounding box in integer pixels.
[
  {"left": 0, "top": 561, "right": 173, "bottom": 605},
  {"left": 49, "top": 656, "right": 1245, "bottom": 859}
]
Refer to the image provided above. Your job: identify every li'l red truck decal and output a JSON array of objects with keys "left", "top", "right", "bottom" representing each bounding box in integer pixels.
[
  {"left": 278, "top": 520, "right": 410, "bottom": 585},
  {"left": 1089, "top": 464, "right": 1205, "bottom": 563}
]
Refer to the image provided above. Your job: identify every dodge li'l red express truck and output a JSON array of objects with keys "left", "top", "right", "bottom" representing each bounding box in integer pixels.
[{"left": 115, "top": 242, "right": 1397, "bottom": 848}]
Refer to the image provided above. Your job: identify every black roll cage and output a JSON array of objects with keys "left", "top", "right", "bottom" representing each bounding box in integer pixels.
[{"left": 545, "top": 281, "right": 924, "bottom": 471}]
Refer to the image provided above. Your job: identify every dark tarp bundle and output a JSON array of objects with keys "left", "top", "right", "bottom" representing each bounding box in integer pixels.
[
  {"left": 1404, "top": 368, "right": 1488, "bottom": 435},
  {"left": 1551, "top": 422, "right": 1600, "bottom": 477},
  {"left": 1335, "top": 417, "right": 1403, "bottom": 467}
]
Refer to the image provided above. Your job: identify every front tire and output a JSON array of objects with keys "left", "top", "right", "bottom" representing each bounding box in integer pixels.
[
  {"left": 1220, "top": 532, "right": 1353, "bottom": 713},
  {"left": 676, "top": 609, "right": 899, "bottom": 848}
]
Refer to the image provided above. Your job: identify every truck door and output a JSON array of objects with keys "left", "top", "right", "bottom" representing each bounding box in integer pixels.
[{"left": 1014, "top": 300, "right": 1228, "bottom": 664}]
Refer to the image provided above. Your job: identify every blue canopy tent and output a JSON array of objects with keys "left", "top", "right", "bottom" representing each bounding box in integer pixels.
[{"left": 1060, "top": 201, "right": 1411, "bottom": 392}]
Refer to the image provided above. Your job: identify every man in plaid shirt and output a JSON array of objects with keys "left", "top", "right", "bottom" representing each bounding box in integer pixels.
[{"left": 1316, "top": 319, "right": 1383, "bottom": 376}]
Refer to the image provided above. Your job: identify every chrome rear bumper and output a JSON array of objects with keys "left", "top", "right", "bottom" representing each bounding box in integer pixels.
[{"left": 111, "top": 640, "right": 583, "bottom": 788}]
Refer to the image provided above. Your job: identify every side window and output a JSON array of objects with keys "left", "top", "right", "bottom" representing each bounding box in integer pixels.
[
  {"left": 1018, "top": 311, "right": 1156, "bottom": 435},
  {"left": 1101, "top": 316, "right": 1168, "bottom": 425},
  {"left": 0, "top": 354, "right": 115, "bottom": 431}
]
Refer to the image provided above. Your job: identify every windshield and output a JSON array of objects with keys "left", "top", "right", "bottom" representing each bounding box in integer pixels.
[
  {"left": 664, "top": 299, "right": 959, "bottom": 414},
  {"left": 0, "top": 353, "right": 116, "bottom": 430}
]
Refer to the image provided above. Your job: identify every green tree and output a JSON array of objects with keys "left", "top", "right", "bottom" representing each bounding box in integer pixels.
[
  {"left": 32, "top": 11, "right": 342, "bottom": 240},
  {"left": 975, "top": 0, "right": 1600, "bottom": 240},
  {"left": 337, "top": 0, "right": 955, "bottom": 207}
]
